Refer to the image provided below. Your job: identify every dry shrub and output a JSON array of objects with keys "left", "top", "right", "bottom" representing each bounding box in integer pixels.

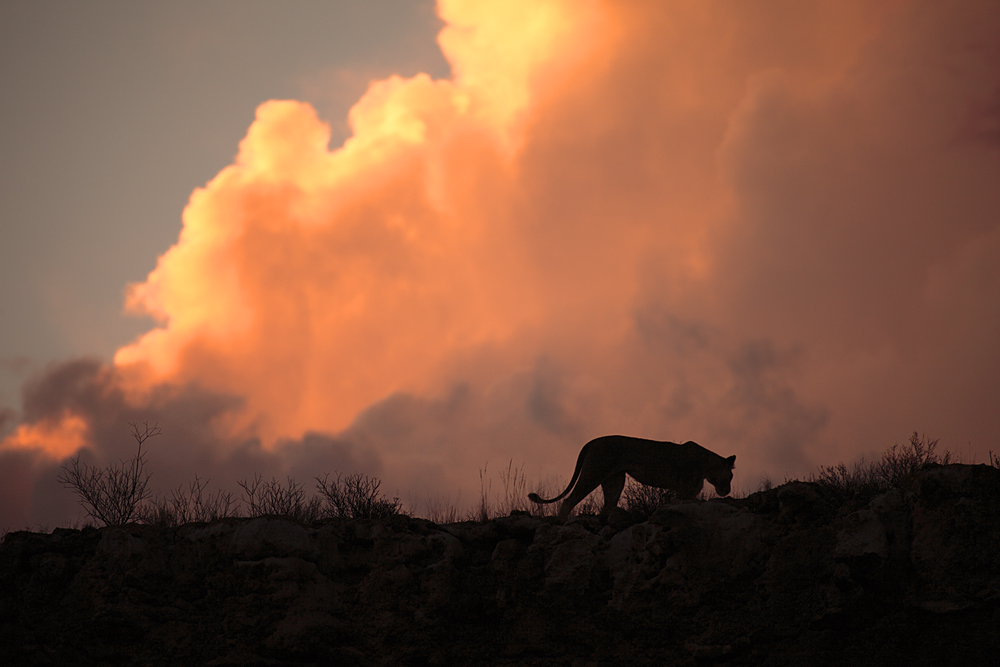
[
  {"left": 574, "top": 491, "right": 605, "bottom": 517},
  {"left": 812, "top": 432, "right": 950, "bottom": 498},
  {"left": 57, "top": 422, "right": 160, "bottom": 526},
  {"left": 237, "top": 474, "right": 323, "bottom": 523},
  {"left": 621, "top": 479, "right": 673, "bottom": 519},
  {"left": 315, "top": 472, "right": 402, "bottom": 519},
  {"left": 141, "top": 476, "right": 237, "bottom": 527}
]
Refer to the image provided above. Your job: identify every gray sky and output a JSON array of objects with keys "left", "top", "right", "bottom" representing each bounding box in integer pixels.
[{"left": 0, "top": 1, "right": 449, "bottom": 410}]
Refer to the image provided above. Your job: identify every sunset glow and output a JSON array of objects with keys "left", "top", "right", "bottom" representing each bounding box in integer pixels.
[
  {"left": 111, "top": 0, "right": 611, "bottom": 445},
  {"left": 2, "top": 413, "right": 88, "bottom": 461}
]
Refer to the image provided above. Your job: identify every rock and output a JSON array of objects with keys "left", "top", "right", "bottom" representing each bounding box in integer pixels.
[
  {"left": 776, "top": 481, "right": 826, "bottom": 521},
  {"left": 909, "top": 464, "right": 1000, "bottom": 611},
  {"left": 538, "top": 527, "right": 600, "bottom": 596},
  {"left": 834, "top": 509, "right": 887, "bottom": 559},
  {"left": 2, "top": 466, "right": 999, "bottom": 665},
  {"left": 231, "top": 517, "right": 317, "bottom": 560},
  {"left": 99, "top": 527, "right": 148, "bottom": 560}
]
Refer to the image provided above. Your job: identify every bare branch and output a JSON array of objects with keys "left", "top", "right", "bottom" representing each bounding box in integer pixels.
[
  {"left": 57, "top": 422, "right": 161, "bottom": 526},
  {"left": 315, "top": 472, "right": 402, "bottom": 519}
]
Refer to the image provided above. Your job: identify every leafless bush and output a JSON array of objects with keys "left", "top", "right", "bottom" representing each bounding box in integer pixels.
[
  {"left": 575, "top": 491, "right": 604, "bottom": 516},
  {"left": 877, "top": 432, "right": 950, "bottom": 483},
  {"left": 757, "top": 476, "right": 774, "bottom": 493},
  {"left": 141, "top": 476, "right": 238, "bottom": 527},
  {"left": 315, "top": 472, "right": 402, "bottom": 519},
  {"left": 621, "top": 479, "right": 672, "bottom": 519},
  {"left": 238, "top": 474, "right": 322, "bottom": 523},
  {"left": 812, "top": 432, "right": 950, "bottom": 498},
  {"left": 812, "top": 459, "right": 881, "bottom": 497},
  {"left": 57, "top": 422, "right": 161, "bottom": 526}
]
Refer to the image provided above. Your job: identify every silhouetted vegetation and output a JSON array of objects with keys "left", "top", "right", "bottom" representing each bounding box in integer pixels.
[
  {"left": 140, "top": 470, "right": 404, "bottom": 526},
  {"left": 315, "top": 472, "right": 402, "bottom": 519},
  {"left": 619, "top": 480, "right": 673, "bottom": 521},
  {"left": 141, "top": 475, "right": 238, "bottom": 527},
  {"left": 810, "top": 431, "right": 951, "bottom": 499},
  {"left": 57, "top": 422, "right": 161, "bottom": 526},
  {"left": 53, "top": 423, "right": 996, "bottom": 531},
  {"left": 55, "top": 424, "right": 405, "bottom": 528},
  {"left": 422, "top": 492, "right": 466, "bottom": 524},
  {"left": 235, "top": 474, "right": 323, "bottom": 523},
  {"left": 472, "top": 460, "right": 533, "bottom": 521}
]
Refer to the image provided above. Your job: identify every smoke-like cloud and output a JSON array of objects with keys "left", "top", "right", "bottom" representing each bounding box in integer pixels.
[{"left": 3, "top": 0, "right": 999, "bottom": 532}]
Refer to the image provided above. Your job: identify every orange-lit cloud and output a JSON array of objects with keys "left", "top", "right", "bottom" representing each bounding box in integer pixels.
[
  {"left": 1, "top": 413, "right": 88, "bottom": 460},
  {"left": 3, "top": 0, "right": 999, "bottom": 531},
  {"left": 112, "top": 0, "right": 612, "bottom": 447}
]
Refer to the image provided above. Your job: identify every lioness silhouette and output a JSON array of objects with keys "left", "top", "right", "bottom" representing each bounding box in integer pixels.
[{"left": 529, "top": 436, "right": 735, "bottom": 521}]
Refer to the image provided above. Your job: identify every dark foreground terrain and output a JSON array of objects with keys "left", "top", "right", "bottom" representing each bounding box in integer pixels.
[{"left": 2, "top": 463, "right": 999, "bottom": 666}]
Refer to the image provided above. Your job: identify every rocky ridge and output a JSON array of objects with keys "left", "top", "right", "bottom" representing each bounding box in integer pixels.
[{"left": 2, "top": 463, "right": 999, "bottom": 666}]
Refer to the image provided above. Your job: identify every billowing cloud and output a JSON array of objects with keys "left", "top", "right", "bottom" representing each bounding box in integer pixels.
[{"left": 3, "top": 0, "right": 999, "bottom": 532}]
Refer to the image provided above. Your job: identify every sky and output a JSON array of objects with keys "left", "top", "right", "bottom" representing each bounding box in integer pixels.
[{"left": 2, "top": 0, "right": 998, "bottom": 532}]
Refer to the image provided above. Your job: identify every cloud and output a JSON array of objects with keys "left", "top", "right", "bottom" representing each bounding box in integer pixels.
[
  {"left": 3, "top": 0, "right": 999, "bottom": 531},
  {"left": 0, "top": 359, "right": 383, "bottom": 531}
]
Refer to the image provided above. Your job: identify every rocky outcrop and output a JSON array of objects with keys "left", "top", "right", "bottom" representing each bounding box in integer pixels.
[{"left": 2, "top": 464, "right": 999, "bottom": 666}]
